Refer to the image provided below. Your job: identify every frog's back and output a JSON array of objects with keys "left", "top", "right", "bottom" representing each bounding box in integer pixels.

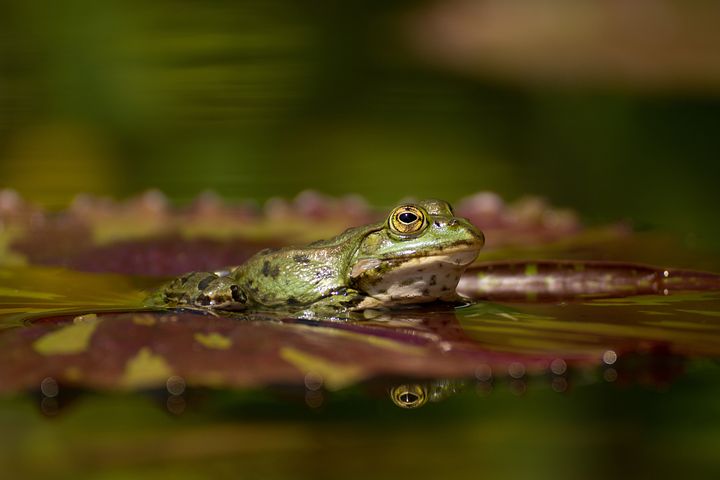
[{"left": 230, "top": 225, "right": 377, "bottom": 307}]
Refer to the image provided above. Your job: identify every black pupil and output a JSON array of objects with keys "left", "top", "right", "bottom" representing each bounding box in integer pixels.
[
  {"left": 400, "top": 392, "right": 419, "bottom": 404},
  {"left": 398, "top": 212, "right": 418, "bottom": 224}
]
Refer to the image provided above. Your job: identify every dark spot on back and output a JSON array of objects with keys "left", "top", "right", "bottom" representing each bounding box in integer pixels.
[
  {"left": 244, "top": 280, "right": 259, "bottom": 295},
  {"left": 270, "top": 264, "right": 280, "bottom": 278},
  {"left": 262, "top": 261, "right": 271, "bottom": 277},
  {"left": 230, "top": 285, "right": 245, "bottom": 302},
  {"left": 197, "top": 294, "right": 211, "bottom": 306},
  {"left": 429, "top": 275, "right": 437, "bottom": 286},
  {"left": 293, "top": 254, "right": 311, "bottom": 264},
  {"left": 197, "top": 275, "right": 216, "bottom": 291},
  {"left": 315, "top": 266, "right": 332, "bottom": 281},
  {"left": 287, "top": 296, "right": 300, "bottom": 306},
  {"left": 422, "top": 288, "right": 430, "bottom": 296}
]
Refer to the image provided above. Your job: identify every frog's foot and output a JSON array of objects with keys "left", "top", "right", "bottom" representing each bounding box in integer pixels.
[
  {"left": 292, "top": 288, "right": 367, "bottom": 318},
  {"left": 194, "top": 276, "right": 248, "bottom": 310},
  {"left": 147, "top": 272, "right": 248, "bottom": 312}
]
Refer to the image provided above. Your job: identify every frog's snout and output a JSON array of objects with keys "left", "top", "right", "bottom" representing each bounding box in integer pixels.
[{"left": 455, "top": 218, "right": 485, "bottom": 250}]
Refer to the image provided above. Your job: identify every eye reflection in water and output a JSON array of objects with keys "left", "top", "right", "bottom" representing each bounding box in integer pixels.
[
  {"left": 390, "top": 384, "right": 428, "bottom": 409},
  {"left": 389, "top": 380, "right": 466, "bottom": 409}
]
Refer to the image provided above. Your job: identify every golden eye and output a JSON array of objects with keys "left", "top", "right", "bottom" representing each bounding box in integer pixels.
[
  {"left": 390, "top": 384, "right": 428, "bottom": 409},
  {"left": 389, "top": 205, "right": 426, "bottom": 235}
]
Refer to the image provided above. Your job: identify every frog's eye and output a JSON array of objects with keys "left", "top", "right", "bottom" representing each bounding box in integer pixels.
[
  {"left": 390, "top": 384, "right": 428, "bottom": 409},
  {"left": 389, "top": 205, "right": 426, "bottom": 235}
]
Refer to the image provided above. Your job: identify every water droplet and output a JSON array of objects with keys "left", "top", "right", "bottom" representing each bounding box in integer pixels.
[
  {"left": 475, "top": 381, "right": 493, "bottom": 396},
  {"left": 166, "top": 375, "right": 186, "bottom": 396},
  {"left": 551, "top": 377, "right": 568, "bottom": 393},
  {"left": 508, "top": 362, "right": 525, "bottom": 379},
  {"left": 40, "top": 397, "right": 59, "bottom": 416},
  {"left": 550, "top": 358, "right": 567, "bottom": 375},
  {"left": 166, "top": 395, "right": 186, "bottom": 415},
  {"left": 510, "top": 379, "right": 527, "bottom": 396},
  {"left": 40, "top": 377, "right": 59, "bottom": 398},
  {"left": 304, "top": 372, "right": 323, "bottom": 391},
  {"left": 474, "top": 364, "right": 492, "bottom": 381},
  {"left": 305, "top": 390, "right": 324, "bottom": 408},
  {"left": 602, "top": 350, "right": 618, "bottom": 365}
]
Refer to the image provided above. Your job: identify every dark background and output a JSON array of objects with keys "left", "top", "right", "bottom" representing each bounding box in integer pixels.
[{"left": 2, "top": 0, "right": 719, "bottom": 246}]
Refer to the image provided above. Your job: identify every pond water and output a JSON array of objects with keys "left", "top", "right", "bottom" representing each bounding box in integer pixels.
[
  {"left": 0, "top": 192, "right": 719, "bottom": 479},
  {"left": 1, "top": 262, "right": 720, "bottom": 479}
]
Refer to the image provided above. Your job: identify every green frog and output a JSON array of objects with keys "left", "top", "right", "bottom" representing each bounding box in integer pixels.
[{"left": 147, "top": 199, "right": 484, "bottom": 314}]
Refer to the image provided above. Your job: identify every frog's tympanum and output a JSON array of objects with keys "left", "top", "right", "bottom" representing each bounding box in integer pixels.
[{"left": 147, "top": 200, "right": 484, "bottom": 314}]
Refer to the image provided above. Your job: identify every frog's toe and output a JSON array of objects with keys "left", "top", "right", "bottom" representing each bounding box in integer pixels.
[{"left": 193, "top": 278, "right": 248, "bottom": 311}]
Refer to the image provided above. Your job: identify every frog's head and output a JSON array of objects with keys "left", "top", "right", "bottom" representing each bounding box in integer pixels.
[{"left": 349, "top": 199, "right": 484, "bottom": 307}]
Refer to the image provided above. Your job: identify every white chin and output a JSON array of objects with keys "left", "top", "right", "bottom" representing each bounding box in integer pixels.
[{"left": 360, "top": 249, "right": 480, "bottom": 307}]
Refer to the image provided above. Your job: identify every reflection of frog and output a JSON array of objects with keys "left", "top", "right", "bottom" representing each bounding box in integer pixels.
[
  {"left": 148, "top": 200, "right": 484, "bottom": 314},
  {"left": 390, "top": 380, "right": 467, "bottom": 408}
]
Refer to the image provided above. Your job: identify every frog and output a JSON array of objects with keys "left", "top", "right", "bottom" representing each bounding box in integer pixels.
[{"left": 147, "top": 199, "right": 484, "bottom": 314}]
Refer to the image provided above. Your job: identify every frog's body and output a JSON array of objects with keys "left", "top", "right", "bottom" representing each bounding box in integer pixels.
[{"left": 149, "top": 199, "right": 484, "bottom": 313}]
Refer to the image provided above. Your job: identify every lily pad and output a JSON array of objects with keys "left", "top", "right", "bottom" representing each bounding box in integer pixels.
[{"left": 0, "top": 191, "right": 718, "bottom": 396}]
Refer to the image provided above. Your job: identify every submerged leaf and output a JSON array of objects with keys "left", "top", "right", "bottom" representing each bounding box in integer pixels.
[
  {"left": 280, "top": 347, "right": 366, "bottom": 391},
  {"left": 121, "top": 347, "right": 174, "bottom": 389},
  {"left": 194, "top": 332, "right": 233, "bottom": 350},
  {"left": 33, "top": 315, "right": 102, "bottom": 355}
]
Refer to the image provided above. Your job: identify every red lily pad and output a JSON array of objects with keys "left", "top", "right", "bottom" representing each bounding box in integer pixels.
[{"left": 2, "top": 189, "right": 627, "bottom": 276}]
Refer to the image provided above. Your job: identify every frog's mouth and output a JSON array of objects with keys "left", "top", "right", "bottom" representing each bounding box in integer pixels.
[
  {"left": 349, "top": 246, "right": 481, "bottom": 281},
  {"left": 400, "top": 247, "right": 481, "bottom": 266},
  {"left": 405, "top": 245, "right": 481, "bottom": 264}
]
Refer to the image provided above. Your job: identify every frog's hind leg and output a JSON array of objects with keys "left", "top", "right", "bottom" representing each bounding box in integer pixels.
[
  {"left": 196, "top": 276, "right": 248, "bottom": 311},
  {"left": 145, "top": 272, "right": 211, "bottom": 307},
  {"left": 301, "top": 288, "right": 368, "bottom": 315},
  {"left": 146, "top": 272, "right": 248, "bottom": 312}
]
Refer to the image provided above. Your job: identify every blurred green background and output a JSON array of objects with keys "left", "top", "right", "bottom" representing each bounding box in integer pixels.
[
  {"left": 1, "top": 0, "right": 720, "bottom": 244},
  {"left": 3, "top": 3, "right": 720, "bottom": 478}
]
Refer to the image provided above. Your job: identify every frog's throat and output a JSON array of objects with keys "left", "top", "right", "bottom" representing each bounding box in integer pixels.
[{"left": 349, "top": 249, "right": 480, "bottom": 308}]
